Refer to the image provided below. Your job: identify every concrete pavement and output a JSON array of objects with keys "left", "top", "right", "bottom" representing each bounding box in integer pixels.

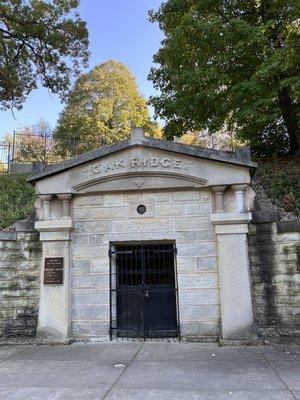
[{"left": 0, "top": 342, "right": 299, "bottom": 399}]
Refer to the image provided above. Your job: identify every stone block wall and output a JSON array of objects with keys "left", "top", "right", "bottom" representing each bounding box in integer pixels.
[
  {"left": 248, "top": 215, "right": 300, "bottom": 337},
  {"left": 71, "top": 189, "right": 220, "bottom": 340},
  {"left": 0, "top": 230, "right": 42, "bottom": 338}
]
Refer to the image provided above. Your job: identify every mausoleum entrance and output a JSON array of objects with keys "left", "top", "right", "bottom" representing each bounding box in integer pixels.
[
  {"left": 109, "top": 242, "right": 179, "bottom": 340},
  {"left": 29, "top": 127, "right": 258, "bottom": 342}
]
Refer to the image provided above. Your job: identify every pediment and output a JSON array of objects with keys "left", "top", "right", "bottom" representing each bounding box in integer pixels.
[
  {"left": 32, "top": 135, "right": 253, "bottom": 195},
  {"left": 73, "top": 171, "right": 208, "bottom": 193}
]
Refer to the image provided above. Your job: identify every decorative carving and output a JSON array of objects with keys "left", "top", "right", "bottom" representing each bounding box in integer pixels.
[
  {"left": 133, "top": 177, "right": 144, "bottom": 188},
  {"left": 130, "top": 199, "right": 154, "bottom": 218}
]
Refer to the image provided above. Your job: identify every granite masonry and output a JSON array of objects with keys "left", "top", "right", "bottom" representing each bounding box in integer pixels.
[{"left": 0, "top": 127, "right": 298, "bottom": 342}]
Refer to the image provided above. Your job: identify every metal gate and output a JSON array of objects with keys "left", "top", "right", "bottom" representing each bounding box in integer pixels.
[{"left": 109, "top": 243, "right": 179, "bottom": 340}]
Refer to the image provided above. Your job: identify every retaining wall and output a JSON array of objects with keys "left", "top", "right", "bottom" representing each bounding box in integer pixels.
[
  {"left": 248, "top": 212, "right": 300, "bottom": 337},
  {"left": 0, "top": 229, "right": 42, "bottom": 338}
]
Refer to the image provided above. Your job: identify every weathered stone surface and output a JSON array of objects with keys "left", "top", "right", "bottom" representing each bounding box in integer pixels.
[
  {"left": 196, "top": 257, "right": 218, "bottom": 272},
  {"left": 90, "top": 290, "right": 109, "bottom": 305},
  {"left": 180, "top": 321, "right": 220, "bottom": 337},
  {"left": 177, "top": 242, "right": 217, "bottom": 257},
  {"left": 71, "top": 260, "right": 90, "bottom": 275},
  {"left": 72, "top": 305, "right": 109, "bottom": 321},
  {"left": 71, "top": 321, "right": 91, "bottom": 336},
  {"left": 0, "top": 231, "right": 41, "bottom": 338},
  {"left": 91, "top": 206, "right": 127, "bottom": 220},
  {"left": 89, "top": 234, "right": 104, "bottom": 245},
  {"left": 72, "top": 274, "right": 109, "bottom": 289},
  {"left": 75, "top": 195, "right": 103, "bottom": 206},
  {"left": 90, "top": 259, "right": 109, "bottom": 274},
  {"left": 155, "top": 204, "right": 184, "bottom": 216},
  {"left": 72, "top": 245, "right": 107, "bottom": 260},
  {"left": 185, "top": 203, "right": 212, "bottom": 215},
  {"left": 178, "top": 273, "right": 218, "bottom": 289},
  {"left": 74, "top": 208, "right": 90, "bottom": 220},
  {"left": 248, "top": 220, "right": 300, "bottom": 337},
  {"left": 179, "top": 289, "right": 220, "bottom": 305},
  {"left": 71, "top": 291, "right": 90, "bottom": 306},
  {"left": 179, "top": 305, "right": 220, "bottom": 321},
  {"left": 172, "top": 191, "right": 201, "bottom": 202}
]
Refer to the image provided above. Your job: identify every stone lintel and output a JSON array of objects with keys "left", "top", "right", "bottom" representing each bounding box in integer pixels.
[{"left": 35, "top": 220, "right": 74, "bottom": 233}]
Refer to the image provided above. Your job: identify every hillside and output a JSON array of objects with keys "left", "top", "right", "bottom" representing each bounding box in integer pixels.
[
  {"left": 252, "top": 157, "right": 300, "bottom": 220},
  {"left": 0, "top": 174, "right": 36, "bottom": 229}
]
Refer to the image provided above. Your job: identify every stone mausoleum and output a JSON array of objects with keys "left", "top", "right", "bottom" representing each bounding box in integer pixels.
[{"left": 28, "top": 128, "right": 258, "bottom": 342}]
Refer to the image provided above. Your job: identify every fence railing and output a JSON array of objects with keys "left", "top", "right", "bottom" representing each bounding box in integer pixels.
[
  {"left": 0, "top": 141, "right": 12, "bottom": 172},
  {"left": 0, "top": 130, "right": 236, "bottom": 173}
]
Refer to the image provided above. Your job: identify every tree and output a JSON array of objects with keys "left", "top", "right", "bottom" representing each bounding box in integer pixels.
[
  {"left": 54, "top": 60, "right": 158, "bottom": 155},
  {"left": 149, "top": 0, "right": 300, "bottom": 155},
  {"left": 0, "top": 0, "right": 89, "bottom": 110},
  {"left": 12, "top": 119, "right": 54, "bottom": 163}
]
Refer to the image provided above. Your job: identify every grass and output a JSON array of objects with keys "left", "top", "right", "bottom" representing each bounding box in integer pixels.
[{"left": 0, "top": 173, "right": 36, "bottom": 229}]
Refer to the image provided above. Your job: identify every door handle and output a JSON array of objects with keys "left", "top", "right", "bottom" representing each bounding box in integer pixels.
[{"left": 145, "top": 289, "right": 150, "bottom": 298}]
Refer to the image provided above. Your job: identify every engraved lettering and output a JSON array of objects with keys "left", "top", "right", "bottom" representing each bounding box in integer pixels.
[
  {"left": 183, "top": 160, "right": 193, "bottom": 170},
  {"left": 83, "top": 156, "right": 193, "bottom": 177},
  {"left": 113, "top": 159, "right": 125, "bottom": 169},
  {"left": 161, "top": 158, "right": 171, "bottom": 168},
  {"left": 149, "top": 157, "right": 158, "bottom": 167},
  {"left": 173, "top": 159, "right": 182, "bottom": 169},
  {"left": 130, "top": 158, "right": 140, "bottom": 168}
]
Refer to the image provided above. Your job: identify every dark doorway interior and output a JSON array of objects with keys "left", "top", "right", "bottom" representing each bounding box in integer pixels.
[{"left": 109, "top": 243, "right": 179, "bottom": 339}]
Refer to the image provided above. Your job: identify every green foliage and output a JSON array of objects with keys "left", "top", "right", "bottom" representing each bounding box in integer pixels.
[
  {"left": 54, "top": 60, "right": 158, "bottom": 156},
  {"left": 0, "top": 174, "right": 36, "bottom": 229},
  {"left": 0, "top": 0, "right": 89, "bottom": 110},
  {"left": 257, "top": 159, "right": 300, "bottom": 215},
  {"left": 149, "top": 0, "right": 300, "bottom": 155}
]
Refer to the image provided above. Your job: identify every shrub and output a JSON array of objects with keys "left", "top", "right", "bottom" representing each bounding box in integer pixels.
[{"left": 0, "top": 174, "right": 36, "bottom": 229}]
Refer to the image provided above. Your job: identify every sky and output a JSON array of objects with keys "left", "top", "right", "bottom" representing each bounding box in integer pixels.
[{"left": 0, "top": 0, "right": 164, "bottom": 137}]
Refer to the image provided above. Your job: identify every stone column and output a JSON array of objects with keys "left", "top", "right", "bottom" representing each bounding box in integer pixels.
[
  {"left": 58, "top": 194, "right": 72, "bottom": 219},
  {"left": 40, "top": 195, "right": 52, "bottom": 220},
  {"left": 212, "top": 186, "right": 227, "bottom": 212},
  {"left": 35, "top": 219, "right": 74, "bottom": 340},
  {"left": 211, "top": 212, "right": 256, "bottom": 341},
  {"left": 232, "top": 184, "right": 247, "bottom": 213}
]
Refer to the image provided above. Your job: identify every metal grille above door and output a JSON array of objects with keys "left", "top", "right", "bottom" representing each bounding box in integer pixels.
[{"left": 109, "top": 243, "right": 179, "bottom": 340}]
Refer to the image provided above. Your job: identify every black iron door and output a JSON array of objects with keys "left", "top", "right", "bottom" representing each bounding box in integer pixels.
[{"left": 109, "top": 243, "right": 179, "bottom": 339}]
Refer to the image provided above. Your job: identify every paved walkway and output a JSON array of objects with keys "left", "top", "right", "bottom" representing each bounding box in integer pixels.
[{"left": 0, "top": 342, "right": 299, "bottom": 399}]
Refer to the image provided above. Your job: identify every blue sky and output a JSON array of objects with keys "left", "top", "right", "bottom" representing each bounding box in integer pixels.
[{"left": 0, "top": 0, "right": 163, "bottom": 137}]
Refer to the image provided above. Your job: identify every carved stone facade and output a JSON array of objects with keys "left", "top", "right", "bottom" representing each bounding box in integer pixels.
[{"left": 29, "top": 128, "right": 257, "bottom": 342}]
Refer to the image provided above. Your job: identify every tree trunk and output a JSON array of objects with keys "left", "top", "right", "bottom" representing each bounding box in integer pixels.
[{"left": 278, "top": 87, "right": 300, "bottom": 154}]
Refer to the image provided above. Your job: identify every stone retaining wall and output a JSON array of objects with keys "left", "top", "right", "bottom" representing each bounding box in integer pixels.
[
  {"left": 0, "top": 229, "right": 42, "bottom": 338},
  {"left": 248, "top": 213, "right": 300, "bottom": 337}
]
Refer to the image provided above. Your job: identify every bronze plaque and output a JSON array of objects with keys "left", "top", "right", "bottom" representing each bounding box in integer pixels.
[{"left": 44, "top": 257, "right": 64, "bottom": 285}]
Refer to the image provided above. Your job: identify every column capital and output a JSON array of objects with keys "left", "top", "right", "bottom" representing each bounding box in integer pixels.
[
  {"left": 211, "top": 185, "right": 227, "bottom": 194},
  {"left": 57, "top": 194, "right": 72, "bottom": 201},
  {"left": 232, "top": 184, "right": 248, "bottom": 193},
  {"left": 39, "top": 194, "right": 53, "bottom": 202}
]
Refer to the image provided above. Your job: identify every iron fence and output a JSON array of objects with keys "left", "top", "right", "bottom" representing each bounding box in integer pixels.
[
  {"left": 1, "top": 131, "right": 108, "bottom": 172},
  {"left": 0, "top": 141, "right": 12, "bottom": 172}
]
